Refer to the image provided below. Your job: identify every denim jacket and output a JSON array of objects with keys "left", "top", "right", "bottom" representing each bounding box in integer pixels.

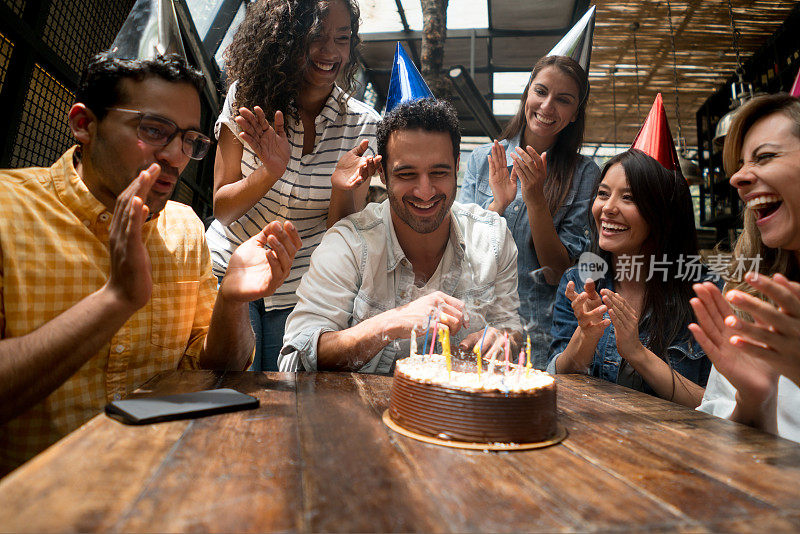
[
  {"left": 458, "top": 132, "right": 600, "bottom": 368},
  {"left": 279, "top": 200, "right": 522, "bottom": 374},
  {"left": 547, "top": 267, "right": 714, "bottom": 393}
]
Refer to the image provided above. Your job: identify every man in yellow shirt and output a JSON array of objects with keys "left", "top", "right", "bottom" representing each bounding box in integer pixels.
[{"left": 0, "top": 53, "right": 301, "bottom": 474}]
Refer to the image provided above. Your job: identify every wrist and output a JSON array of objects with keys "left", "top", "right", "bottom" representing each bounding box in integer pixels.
[
  {"left": 618, "top": 340, "right": 647, "bottom": 365},
  {"left": 373, "top": 309, "right": 402, "bottom": 341},
  {"left": 98, "top": 283, "right": 146, "bottom": 318},
  {"left": 733, "top": 386, "right": 778, "bottom": 431},
  {"left": 578, "top": 324, "right": 604, "bottom": 343},
  {"left": 523, "top": 191, "right": 548, "bottom": 212},
  {"left": 559, "top": 327, "right": 598, "bottom": 373},
  {"left": 558, "top": 351, "right": 591, "bottom": 374},
  {"left": 217, "top": 276, "right": 250, "bottom": 305},
  {"left": 487, "top": 199, "right": 508, "bottom": 214},
  {"left": 330, "top": 179, "right": 356, "bottom": 195},
  {"left": 252, "top": 165, "right": 280, "bottom": 187},
  {"left": 735, "top": 377, "right": 779, "bottom": 409}
]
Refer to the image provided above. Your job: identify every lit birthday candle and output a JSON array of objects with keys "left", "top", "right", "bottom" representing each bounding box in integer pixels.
[
  {"left": 503, "top": 332, "right": 510, "bottom": 374},
  {"left": 421, "top": 310, "right": 433, "bottom": 356},
  {"left": 472, "top": 343, "right": 482, "bottom": 380},
  {"left": 487, "top": 345, "right": 498, "bottom": 375},
  {"left": 438, "top": 324, "right": 451, "bottom": 379},
  {"left": 525, "top": 333, "right": 532, "bottom": 377},
  {"left": 429, "top": 310, "right": 440, "bottom": 355},
  {"left": 410, "top": 328, "right": 418, "bottom": 356},
  {"left": 476, "top": 325, "right": 488, "bottom": 380}
]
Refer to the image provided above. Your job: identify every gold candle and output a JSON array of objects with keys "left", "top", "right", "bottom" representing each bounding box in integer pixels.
[
  {"left": 525, "top": 334, "right": 532, "bottom": 377},
  {"left": 438, "top": 325, "right": 451, "bottom": 378},
  {"left": 473, "top": 343, "right": 482, "bottom": 378}
]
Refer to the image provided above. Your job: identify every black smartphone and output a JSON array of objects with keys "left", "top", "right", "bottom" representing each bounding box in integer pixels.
[{"left": 105, "top": 388, "right": 259, "bottom": 425}]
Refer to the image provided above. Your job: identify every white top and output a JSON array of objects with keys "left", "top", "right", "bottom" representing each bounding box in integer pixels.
[
  {"left": 279, "top": 200, "right": 523, "bottom": 374},
  {"left": 206, "top": 82, "right": 381, "bottom": 311},
  {"left": 697, "top": 365, "right": 800, "bottom": 443}
]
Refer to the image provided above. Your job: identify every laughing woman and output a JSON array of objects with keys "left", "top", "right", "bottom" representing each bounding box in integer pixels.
[
  {"left": 548, "top": 149, "right": 713, "bottom": 408},
  {"left": 457, "top": 55, "right": 600, "bottom": 369},
  {"left": 691, "top": 94, "right": 800, "bottom": 442},
  {"left": 207, "top": 0, "right": 381, "bottom": 371}
]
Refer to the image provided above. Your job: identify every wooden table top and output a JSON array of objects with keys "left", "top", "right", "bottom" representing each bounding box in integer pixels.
[{"left": 2, "top": 370, "right": 800, "bottom": 532}]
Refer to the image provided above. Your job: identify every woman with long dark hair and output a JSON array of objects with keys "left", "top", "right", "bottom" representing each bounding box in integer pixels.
[
  {"left": 458, "top": 55, "right": 600, "bottom": 368},
  {"left": 206, "top": 0, "right": 381, "bottom": 371},
  {"left": 548, "top": 149, "right": 712, "bottom": 407},
  {"left": 692, "top": 94, "right": 800, "bottom": 441}
]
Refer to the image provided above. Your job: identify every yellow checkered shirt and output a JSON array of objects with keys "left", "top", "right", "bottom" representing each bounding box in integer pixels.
[{"left": 0, "top": 147, "right": 217, "bottom": 473}]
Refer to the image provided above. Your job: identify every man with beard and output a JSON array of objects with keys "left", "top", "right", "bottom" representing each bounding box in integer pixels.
[
  {"left": 279, "top": 99, "right": 521, "bottom": 373},
  {"left": 0, "top": 53, "right": 301, "bottom": 474}
]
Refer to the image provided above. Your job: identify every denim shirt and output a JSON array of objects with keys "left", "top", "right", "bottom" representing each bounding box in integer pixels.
[
  {"left": 458, "top": 132, "right": 600, "bottom": 368},
  {"left": 547, "top": 267, "right": 714, "bottom": 393},
  {"left": 278, "top": 200, "right": 522, "bottom": 374}
]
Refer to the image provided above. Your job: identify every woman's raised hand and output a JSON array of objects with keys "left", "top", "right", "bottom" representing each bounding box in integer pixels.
[
  {"left": 565, "top": 278, "right": 609, "bottom": 339},
  {"left": 601, "top": 289, "right": 643, "bottom": 360},
  {"left": 331, "top": 139, "right": 382, "bottom": 191},
  {"left": 486, "top": 140, "right": 517, "bottom": 213},
  {"left": 689, "top": 281, "right": 779, "bottom": 402},
  {"left": 721, "top": 273, "right": 800, "bottom": 387},
  {"left": 234, "top": 106, "right": 291, "bottom": 181},
  {"left": 510, "top": 145, "right": 547, "bottom": 206}
]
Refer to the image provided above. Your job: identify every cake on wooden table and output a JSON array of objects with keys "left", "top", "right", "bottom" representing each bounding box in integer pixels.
[{"left": 387, "top": 326, "right": 558, "bottom": 445}]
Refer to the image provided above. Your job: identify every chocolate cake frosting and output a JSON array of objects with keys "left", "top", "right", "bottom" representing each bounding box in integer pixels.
[{"left": 388, "top": 354, "right": 557, "bottom": 443}]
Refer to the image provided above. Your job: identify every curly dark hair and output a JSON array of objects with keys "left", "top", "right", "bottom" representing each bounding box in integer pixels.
[
  {"left": 377, "top": 98, "right": 461, "bottom": 177},
  {"left": 224, "top": 0, "right": 361, "bottom": 123},
  {"left": 75, "top": 53, "right": 204, "bottom": 121}
]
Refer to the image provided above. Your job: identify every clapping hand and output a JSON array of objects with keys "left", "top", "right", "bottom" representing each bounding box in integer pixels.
[
  {"left": 565, "top": 278, "right": 609, "bottom": 339},
  {"left": 510, "top": 145, "right": 547, "bottom": 205},
  {"left": 331, "top": 139, "right": 382, "bottom": 191},
  {"left": 487, "top": 140, "right": 516, "bottom": 213},
  {"left": 106, "top": 163, "right": 159, "bottom": 311},
  {"left": 724, "top": 273, "right": 800, "bottom": 386},
  {"left": 234, "top": 106, "right": 290, "bottom": 181},
  {"left": 689, "top": 281, "right": 779, "bottom": 403},
  {"left": 601, "top": 289, "right": 644, "bottom": 359},
  {"left": 221, "top": 220, "right": 302, "bottom": 302}
]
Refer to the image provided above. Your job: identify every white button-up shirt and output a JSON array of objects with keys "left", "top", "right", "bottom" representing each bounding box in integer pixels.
[{"left": 279, "top": 200, "right": 522, "bottom": 373}]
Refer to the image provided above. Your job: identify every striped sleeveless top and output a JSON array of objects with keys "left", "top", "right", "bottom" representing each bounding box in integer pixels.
[{"left": 205, "top": 82, "right": 380, "bottom": 311}]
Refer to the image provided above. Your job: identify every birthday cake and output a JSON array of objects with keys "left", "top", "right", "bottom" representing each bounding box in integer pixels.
[{"left": 388, "top": 352, "right": 558, "bottom": 444}]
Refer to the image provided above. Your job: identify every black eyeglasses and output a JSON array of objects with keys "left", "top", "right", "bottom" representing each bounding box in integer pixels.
[{"left": 106, "top": 107, "right": 212, "bottom": 160}]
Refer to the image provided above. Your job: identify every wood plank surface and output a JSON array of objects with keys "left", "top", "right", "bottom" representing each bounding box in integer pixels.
[
  {"left": 112, "top": 372, "right": 303, "bottom": 533},
  {"left": 294, "top": 372, "right": 447, "bottom": 532},
  {"left": 556, "top": 376, "right": 800, "bottom": 511},
  {"left": 1, "top": 370, "right": 799, "bottom": 533}
]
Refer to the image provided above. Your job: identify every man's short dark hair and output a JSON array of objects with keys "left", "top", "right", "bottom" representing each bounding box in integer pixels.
[
  {"left": 377, "top": 98, "right": 461, "bottom": 175},
  {"left": 75, "top": 53, "right": 205, "bottom": 121}
]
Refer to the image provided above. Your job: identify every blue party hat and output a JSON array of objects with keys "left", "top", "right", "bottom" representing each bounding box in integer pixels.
[
  {"left": 385, "top": 42, "right": 434, "bottom": 114},
  {"left": 547, "top": 5, "right": 595, "bottom": 72}
]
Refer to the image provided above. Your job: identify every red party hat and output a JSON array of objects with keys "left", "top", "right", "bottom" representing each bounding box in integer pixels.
[
  {"left": 630, "top": 93, "right": 679, "bottom": 171},
  {"left": 790, "top": 64, "right": 800, "bottom": 98}
]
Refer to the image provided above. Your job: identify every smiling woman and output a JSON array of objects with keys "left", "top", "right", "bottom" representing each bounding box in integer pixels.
[
  {"left": 548, "top": 149, "right": 714, "bottom": 409},
  {"left": 457, "top": 55, "right": 600, "bottom": 368},
  {"left": 204, "top": 0, "right": 382, "bottom": 371},
  {"left": 693, "top": 94, "right": 800, "bottom": 442}
]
